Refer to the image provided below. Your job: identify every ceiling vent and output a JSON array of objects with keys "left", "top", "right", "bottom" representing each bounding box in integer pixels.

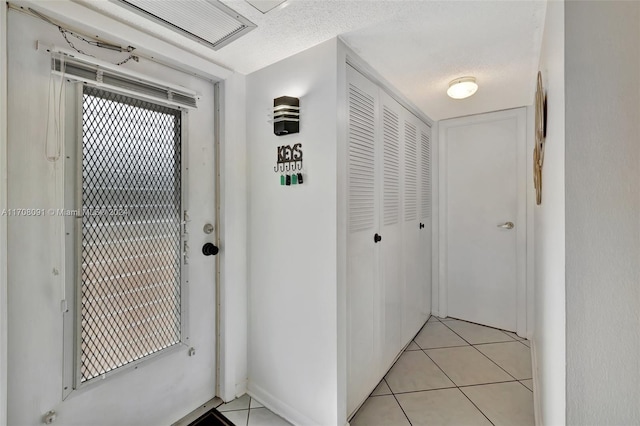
[{"left": 112, "top": 0, "right": 256, "bottom": 50}]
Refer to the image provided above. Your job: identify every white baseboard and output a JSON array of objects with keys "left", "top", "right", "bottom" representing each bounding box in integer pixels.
[
  {"left": 530, "top": 340, "right": 542, "bottom": 426},
  {"left": 247, "top": 383, "right": 321, "bottom": 426},
  {"left": 235, "top": 378, "right": 248, "bottom": 398}
]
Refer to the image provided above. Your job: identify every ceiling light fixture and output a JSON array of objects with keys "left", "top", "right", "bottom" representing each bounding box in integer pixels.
[{"left": 447, "top": 76, "right": 478, "bottom": 99}]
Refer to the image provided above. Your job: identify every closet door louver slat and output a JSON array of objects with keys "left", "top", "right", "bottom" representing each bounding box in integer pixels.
[
  {"left": 383, "top": 107, "right": 400, "bottom": 226},
  {"left": 421, "top": 130, "right": 432, "bottom": 219},
  {"left": 404, "top": 122, "right": 418, "bottom": 222},
  {"left": 348, "top": 84, "right": 376, "bottom": 233}
]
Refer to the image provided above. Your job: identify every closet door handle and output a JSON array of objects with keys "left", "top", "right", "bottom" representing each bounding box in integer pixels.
[
  {"left": 374, "top": 233, "right": 382, "bottom": 243},
  {"left": 419, "top": 223, "right": 425, "bottom": 229}
]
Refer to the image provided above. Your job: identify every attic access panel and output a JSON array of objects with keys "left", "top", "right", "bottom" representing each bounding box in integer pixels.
[
  {"left": 245, "top": 0, "right": 288, "bottom": 14},
  {"left": 113, "top": 0, "right": 256, "bottom": 50}
]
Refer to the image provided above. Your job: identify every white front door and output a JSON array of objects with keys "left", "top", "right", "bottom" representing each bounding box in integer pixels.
[
  {"left": 439, "top": 108, "right": 526, "bottom": 332},
  {"left": 7, "top": 10, "right": 218, "bottom": 425}
]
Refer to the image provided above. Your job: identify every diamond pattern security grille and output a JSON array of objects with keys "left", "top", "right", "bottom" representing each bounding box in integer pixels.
[{"left": 79, "top": 86, "right": 182, "bottom": 384}]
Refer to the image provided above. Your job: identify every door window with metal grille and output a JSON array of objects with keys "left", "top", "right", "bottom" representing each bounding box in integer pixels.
[{"left": 77, "top": 86, "right": 184, "bottom": 385}]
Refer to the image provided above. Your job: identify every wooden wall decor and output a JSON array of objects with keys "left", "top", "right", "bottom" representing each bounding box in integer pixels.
[{"left": 534, "top": 71, "right": 547, "bottom": 205}]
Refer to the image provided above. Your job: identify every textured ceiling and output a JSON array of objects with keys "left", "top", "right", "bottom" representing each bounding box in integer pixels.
[{"left": 76, "top": 0, "right": 547, "bottom": 120}]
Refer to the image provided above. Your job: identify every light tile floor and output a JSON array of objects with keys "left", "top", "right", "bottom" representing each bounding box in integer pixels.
[
  {"left": 216, "top": 394, "right": 292, "bottom": 426},
  {"left": 216, "top": 316, "right": 533, "bottom": 426},
  {"left": 350, "top": 315, "right": 534, "bottom": 426}
]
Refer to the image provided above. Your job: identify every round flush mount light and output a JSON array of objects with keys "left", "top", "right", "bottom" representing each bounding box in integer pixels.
[{"left": 447, "top": 76, "right": 478, "bottom": 99}]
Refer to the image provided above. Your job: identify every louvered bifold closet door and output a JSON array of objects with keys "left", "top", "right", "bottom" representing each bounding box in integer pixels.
[
  {"left": 402, "top": 113, "right": 425, "bottom": 342},
  {"left": 379, "top": 91, "right": 405, "bottom": 369},
  {"left": 419, "top": 124, "right": 433, "bottom": 317},
  {"left": 346, "top": 65, "right": 381, "bottom": 416}
]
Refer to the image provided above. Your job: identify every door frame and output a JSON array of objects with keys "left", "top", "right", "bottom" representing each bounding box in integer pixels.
[{"left": 437, "top": 108, "right": 529, "bottom": 337}]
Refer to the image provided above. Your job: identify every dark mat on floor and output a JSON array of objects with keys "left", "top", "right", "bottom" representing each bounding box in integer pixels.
[{"left": 188, "top": 408, "right": 235, "bottom": 426}]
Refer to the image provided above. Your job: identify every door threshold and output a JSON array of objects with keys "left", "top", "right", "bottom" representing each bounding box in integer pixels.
[{"left": 172, "top": 397, "right": 225, "bottom": 426}]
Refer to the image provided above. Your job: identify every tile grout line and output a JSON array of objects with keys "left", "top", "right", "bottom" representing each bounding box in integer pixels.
[
  {"left": 417, "top": 343, "right": 476, "bottom": 350},
  {"left": 246, "top": 398, "right": 251, "bottom": 426},
  {"left": 421, "top": 348, "right": 460, "bottom": 387},
  {"left": 517, "top": 380, "right": 534, "bottom": 393},
  {"left": 438, "top": 319, "right": 480, "bottom": 346},
  {"left": 386, "top": 377, "right": 414, "bottom": 426},
  {"left": 439, "top": 320, "right": 533, "bottom": 374},
  {"left": 457, "top": 379, "right": 526, "bottom": 389},
  {"left": 458, "top": 385, "right": 497, "bottom": 426},
  {"left": 420, "top": 346, "right": 495, "bottom": 426},
  {"left": 391, "top": 394, "right": 413, "bottom": 426},
  {"left": 438, "top": 319, "right": 522, "bottom": 382},
  {"left": 439, "top": 319, "right": 517, "bottom": 346},
  {"left": 377, "top": 315, "right": 436, "bottom": 391},
  {"left": 391, "top": 385, "right": 458, "bottom": 396},
  {"left": 383, "top": 315, "right": 437, "bottom": 426},
  {"left": 416, "top": 317, "right": 488, "bottom": 351},
  {"left": 469, "top": 344, "right": 522, "bottom": 382},
  {"left": 421, "top": 340, "right": 496, "bottom": 426}
]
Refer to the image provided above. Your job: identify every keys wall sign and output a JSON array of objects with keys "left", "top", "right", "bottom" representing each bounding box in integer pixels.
[{"left": 274, "top": 143, "right": 304, "bottom": 186}]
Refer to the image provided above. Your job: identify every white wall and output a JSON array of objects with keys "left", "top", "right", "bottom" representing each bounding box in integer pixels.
[
  {"left": 565, "top": 1, "right": 640, "bottom": 424},
  {"left": 246, "top": 39, "right": 339, "bottom": 426},
  {"left": 532, "top": 1, "right": 566, "bottom": 425},
  {"left": 0, "top": 2, "right": 8, "bottom": 425}
]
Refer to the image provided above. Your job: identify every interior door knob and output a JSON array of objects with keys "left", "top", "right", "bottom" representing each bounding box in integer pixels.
[
  {"left": 497, "top": 222, "right": 515, "bottom": 230},
  {"left": 202, "top": 243, "right": 219, "bottom": 256},
  {"left": 374, "top": 233, "right": 382, "bottom": 243},
  {"left": 419, "top": 223, "right": 425, "bottom": 229}
]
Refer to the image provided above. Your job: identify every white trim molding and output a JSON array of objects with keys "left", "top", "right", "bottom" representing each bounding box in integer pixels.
[
  {"left": 531, "top": 340, "right": 542, "bottom": 426},
  {"left": 10, "top": 0, "right": 232, "bottom": 81},
  {"left": 217, "top": 73, "right": 249, "bottom": 402}
]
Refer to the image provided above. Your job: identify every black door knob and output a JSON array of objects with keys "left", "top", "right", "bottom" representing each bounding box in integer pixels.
[
  {"left": 202, "top": 243, "right": 219, "bottom": 256},
  {"left": 419, "top": 223, "right": 425, "bottom": 229},
  {"left": 374, "top": 233, "right": 382, "bottom": 243}
]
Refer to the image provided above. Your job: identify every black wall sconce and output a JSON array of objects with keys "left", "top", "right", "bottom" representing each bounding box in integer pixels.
[{"left": 273, "top": 96, "right": 299, "bottom": 136}]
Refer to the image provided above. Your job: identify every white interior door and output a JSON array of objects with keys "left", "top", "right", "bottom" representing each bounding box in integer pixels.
[
  {"left": 7, "top": 11, "right": 218, "bottom": 425},
  {"left": 346, "top": 65, "right": 434, "bottom": 416},
  {"left": 418, "top": 124, "right": 432, "bottom": 322},
  {"left": 402, "top": 116, "right": 423, "bottom": 343},
  {"left": 440, "top": 108, "right": 526, "bottom": 332},
  {"left": 346, "top": 65, "right": 381, "bottom": 416},
  {"left": 379, "top": 91, "right": 404, "bottom": 368}
]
